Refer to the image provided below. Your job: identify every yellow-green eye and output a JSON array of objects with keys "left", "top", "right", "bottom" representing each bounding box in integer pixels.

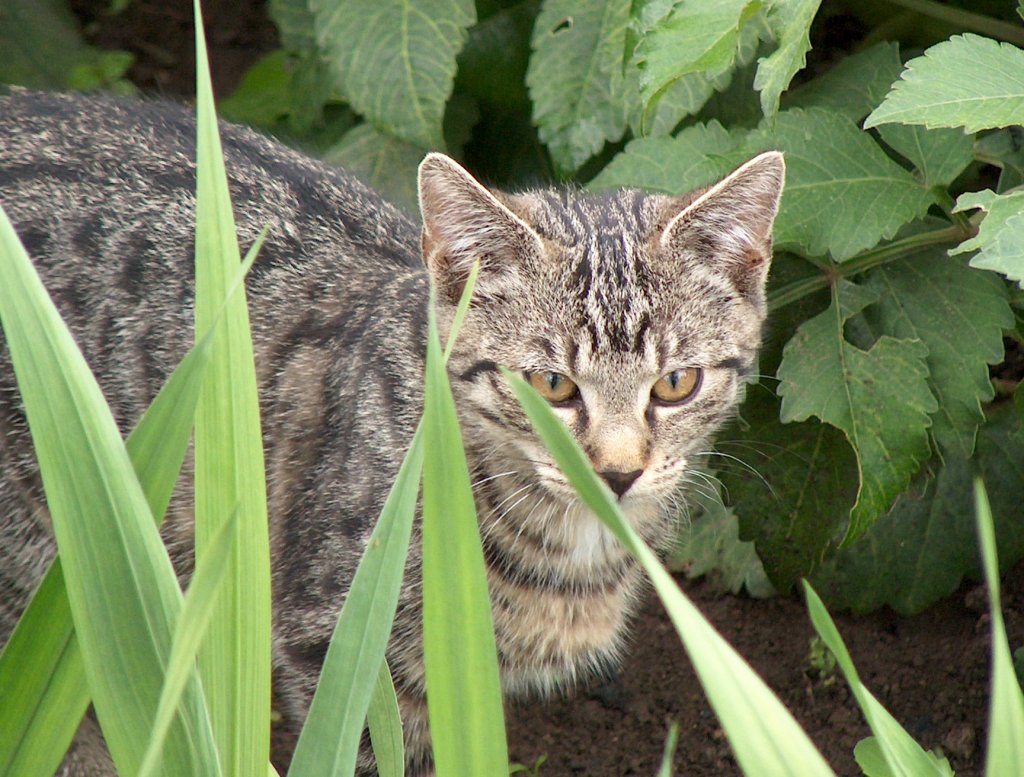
[
  {"left": 529, "top": 371, "right": 579, "bottom": 403},
  {"left": 652, "top": 368, "right": 702, "bottom": 404}
]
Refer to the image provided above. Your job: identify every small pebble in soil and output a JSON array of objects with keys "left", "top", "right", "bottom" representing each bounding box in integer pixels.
[{"left": 942, "top": 722, "right": 977, "bottom": 762}]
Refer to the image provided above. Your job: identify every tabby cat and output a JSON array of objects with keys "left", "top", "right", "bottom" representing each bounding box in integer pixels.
[{"left": 0, "top": 90, "right": 784, "bottom": 775}]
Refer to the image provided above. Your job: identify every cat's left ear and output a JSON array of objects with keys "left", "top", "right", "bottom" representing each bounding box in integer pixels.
[
  {"left": 418, "top": 152, "right": 544, "bottom": 304},
  {"left": 660, "top": 151, "right": 785, "bottom": 305}
]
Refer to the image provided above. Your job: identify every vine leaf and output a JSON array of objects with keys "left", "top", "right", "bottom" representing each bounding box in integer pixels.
[
  {"left": 952, "top": 189, "right": 1024, "bottom": 286},
  {"left": 527, "top": 0, "right": 633, "bottom": 173},
  {"left": 876, "top": 124, "right": 975, "bottom": 189},
  {"left": 777, "top": 280, "right": 937, "bottom": 543},
  {"left": 811, "top": 404, "right": 1024, "bottom": 616},
  {"left": 746, "top": 108, "right": 936, "bottom": 260},
  {"left": 753, "top": 0, "right": 822, "bottom": 120},
  {"left": 862, "top": 251, "right": 1012, "bottom": 458},
  {"left": 586, "top": 121, "right": 743, "bottom": 193},
  {"left": 718, "top": 385, "right": 858, "bottom": 592},
  {"left": 310, "top": 0, "right": 475, "bottom": 149},
  {"left": 782, "top": 42, "right": 902, "bottom": 122},
  {"left": 864, "top": 34, "right": 1024, "bottom": 132},
  {"left": 631, "top": 0, "right": 760, "bottom": 121}
]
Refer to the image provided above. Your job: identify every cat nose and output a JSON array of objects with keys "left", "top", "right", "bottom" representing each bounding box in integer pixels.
[{"left": 599, "top": 468, "right": 643, "bottom": 498}]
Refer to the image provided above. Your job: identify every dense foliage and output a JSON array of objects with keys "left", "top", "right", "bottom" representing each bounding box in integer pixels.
[{"left": 2, "top": 0, "right": 1024, "bottom": 614}]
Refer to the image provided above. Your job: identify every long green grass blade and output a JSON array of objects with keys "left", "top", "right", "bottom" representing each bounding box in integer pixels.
[
  {"left": 288, "top": 427, "right": 424, "bottom": 777},
  {"left": 0, "top": 231, "right": 259, "bottom": 777},
  {"left": 657, "top": 723, "right": 680, "bottom": 777},
  {"left": 138, "top": 508, "right": 239, "bottom": 777},
  {"left": 503, "top": 368, "right": 834, "bottom": 777},
  {"left": 0, "top": 562, "right": 87, "bottom": 777},
  {"left": 422, "top": 305, "right": 508, "bottom": 777},
  {"left": 803, "top": 582, "right": 951, "bottom": 777},
  {"left": 0, "top": 205, "right": 220, "bottom": 774},
  {"left": 975, "top": 479, "right": 1024, "bottom": 776},
  {"left": 192, "top": 1, "right": 272, "bottom": 772},
  {"left": 367, "top": 661, "right": 406, "bottom": 777}
]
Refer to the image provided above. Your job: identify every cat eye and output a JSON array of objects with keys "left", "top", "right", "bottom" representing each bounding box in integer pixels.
[
  {"left": 529, "top": 371, "right": 580, "bottom": 403},
  {"left": 651, "top": 368, "right": 702, "bottom": 404}
]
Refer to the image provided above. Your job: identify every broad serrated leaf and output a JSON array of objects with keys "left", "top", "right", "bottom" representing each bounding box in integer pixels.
[
  {"left": 746, "top": 108, "right": 936, "bottom": 260},
  {"left": 876, "top": 124, "right": 975, "bottom": 189},
  {"left": 311, "top": 0, "right": 475, "bottom": 149},
  {"left": 718, "top": 385, "right": 858, "bottom": 590},
  {"left": 952, "top": 189, "right": 1024, "bottom": 286},
  {"left": 865, "top": 34, "right": 1024, "bottom": 132},
  {"left": 974, "top": 128, "right": 1024, "bottom": 192},
  {"left": 777, "top": 280, "right": 937, "bottom": 542},
  {"left": 783, "top": 42, "right": 902, "bottom": 121},
  {"left": 527, "top": 0, "right": 633, "bottom": 172},
  {"left": 812, "top": 404, "right": 1024, "bottom": 616},
  {"left": 587, "top": 120, "right": 742, "bottom": 193},
  {"left": 670, "top": 488, "right": 776, "bottom": 599},
  {"left": 862, "top": 251, "right": 1012, "bottom": 457},
  {"left": 632, "top": 0, "right": 761, "bottom": 119},
  {"left": 324, "top": 124, "right": 424, "bottom": 215},
  {"left": 753, "top": 0, "right": 822, "bottom": 119}
]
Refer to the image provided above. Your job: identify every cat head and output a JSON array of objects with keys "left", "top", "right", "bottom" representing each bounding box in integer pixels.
[{"left": 417, "top": 152, "right": 784, "bottom": 532}]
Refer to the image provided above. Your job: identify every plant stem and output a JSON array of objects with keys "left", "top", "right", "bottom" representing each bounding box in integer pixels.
[
  {"left": 882, "top": 0, "right": 1024, "bottom": 47},
  {"left": 768, "top": 226, "right": 967, "bottom": 312}
]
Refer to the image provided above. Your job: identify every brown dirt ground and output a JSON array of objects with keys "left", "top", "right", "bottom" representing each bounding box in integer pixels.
[{"left": 66, "top": 2, "right": 1024, "bottom": 774}]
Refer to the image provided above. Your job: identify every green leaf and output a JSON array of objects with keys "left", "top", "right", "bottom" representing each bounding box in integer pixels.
[
  {"left": 862, "top": 251, "right": 1012, "bottom": 457},
  {"left": 138, "top": 510, "right": 239, "bottom": 777},
  {"left": 812, "top": 402, "right": 1024, "bottom": 616},
  {"left": 803, "top": 582, "right": 954, "bottom": 777},
  {"left": 670, "top": 487, "right": 775, "bottom": 599},
  {"left": 633, "top": 0, "right": 761, "bottom": 121},
  {"left": 753, "top": 0, "right": 822, "bottom": 120},
  {"left": 0, "top": 0, "right": 132, "bottom": 90},
  {"left": 782, "top": 42, "right": 902, "bottom": 122},
  {"left": 422, "top": 305, "right": 508, "bottom": 776},
  {"left": 218, "top": 50, "right": 294, "bottom": 127},
  {"left": 587, "top": 120, "right": 742, "bottom": 193},
  {"left": 0, "top": 203, "right": 219, "bottom": 775},
  {"left": 952, "top": 189, "right": 1024, "bottom": 286},
  {"left": 865, "top": 34, "right": 1024, "bottom": 132},
  {"left": 456, "top": 1, "right": 535, "bottom": 110},
  {"left": 324, "top": 125, "right": 425, "bottom": 215},
  {"left": 876, "top": 124, "right": 975, "bottom": 190},
  {"left": 0, "top": 237, "right": 255, "bottom": 777},
  {"left": 746, "top": 108, "right": 936, "bottom": 260},
  {"left": 719, "top": 385, "right": 858, "bottom": 590},
  {"left": 975, "top": 480, "right": 1024, "bottom": 777},
  {"left": 974, "top": 128, "right": 1024, "bottom": 192},
  {"left": 310, "top": 0, "right": 476, "bottom": 149},
  {"left": 193, "top": 9, "right": 272, "bottom": 773},
  {"left": 268, "top": 0, "right": 316, "bottom": 51},
  {"left": 367, "top": 661, "right": 406, "bottom": 777},
  {"left": 657, "top": 723, "right": 680, "bottom": 777},
  {"left": 777, "top": 279, "right": 937, "bottom": 542},
  {"left": 503, "top": 369, "right": 836, "bottom": 776},
  {"left": 527, "top": 0, "right": 633, "bottom": 172},
  {"left": 287, "top": 427, "right": 423, "bottom": 777}
]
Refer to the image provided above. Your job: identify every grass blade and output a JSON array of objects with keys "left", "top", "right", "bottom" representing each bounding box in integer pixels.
[
  {"left": 422, "top": 304, "right": 508, "bottom": 776},
  {"left": 975, "top": 479, "right": 1024, "bottom": 777},
  {"left": 368, "top": 660, "right": 406, "bottom": 777},
  {"left": 138, "top": 508, "right": 239, "bottom": 777},
  {"left": 657, "top": 723, "right": 680, "bottom": 777},
  {"left": 503, "top": 368, "right": 834, "bottom": 777},
  {"left": 0, "top": 229, "right": 259, "bottom": 777},
  {"left": 802, "top": 582, "right": 951, "bottom": 777},
  {"left": 288, "top": 427, "right": 424, "bottom": 777},
  {"left": 192, "top": 1, "right": 272, "bottom": 772},
  {"left": 0, "top": 204, "right": 220, "bottom": 774}
]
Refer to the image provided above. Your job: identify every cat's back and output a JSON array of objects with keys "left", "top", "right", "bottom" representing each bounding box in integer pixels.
[{"left": 0, "top": 89, "right": 427, "bottom": 407}]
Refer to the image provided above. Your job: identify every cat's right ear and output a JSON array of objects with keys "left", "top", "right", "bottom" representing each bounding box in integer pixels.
[{"left": 418, "top": 153, "right": 544, "bottom": 304}]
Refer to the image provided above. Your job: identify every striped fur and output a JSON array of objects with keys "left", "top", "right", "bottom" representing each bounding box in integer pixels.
[{"left": 0, "top": 90, "right": 783, "bottom": 775}]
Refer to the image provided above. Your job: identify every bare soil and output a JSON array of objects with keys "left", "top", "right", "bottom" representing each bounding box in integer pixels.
[{"left": 67, "top": 2, "right": 1024, "bottom": 774}]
